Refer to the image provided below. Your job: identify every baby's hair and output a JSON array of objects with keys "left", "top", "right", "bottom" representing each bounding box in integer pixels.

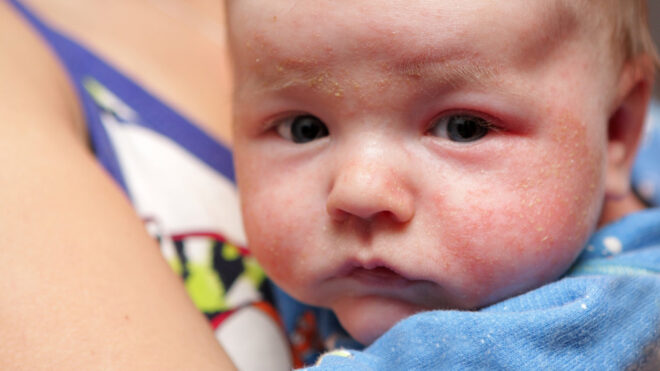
[
  {"left": 615, "top": 0, "right": 659, "bottom": 68},
  {"left": 588, "top": 0, "right": 659, "bottom": 69}
]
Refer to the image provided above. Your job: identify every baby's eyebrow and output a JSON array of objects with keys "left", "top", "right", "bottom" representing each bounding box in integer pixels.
[
  {"left": 393, "top": 54, "right": 500, "bottom": 89},
  {"left": 240, "top": 67, "right": 343, "bottom": 97}
]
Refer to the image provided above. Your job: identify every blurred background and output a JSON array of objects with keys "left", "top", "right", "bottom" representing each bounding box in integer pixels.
[{"left": 650, "top": 0, "right": 659, "bottom": 95}]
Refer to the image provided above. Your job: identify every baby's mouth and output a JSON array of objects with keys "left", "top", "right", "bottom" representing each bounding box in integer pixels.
[{"left": 344, "top": 266, "right": 413, "bottom": 288}]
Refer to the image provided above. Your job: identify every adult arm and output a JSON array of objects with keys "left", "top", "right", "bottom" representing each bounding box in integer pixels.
[{"left": 0, "top": 2, "right": 235, "bottom": 369}]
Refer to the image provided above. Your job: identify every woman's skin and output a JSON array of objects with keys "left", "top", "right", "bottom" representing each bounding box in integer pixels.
[{"left": 0, "top": 0, "right": 236, "bottom": 369}]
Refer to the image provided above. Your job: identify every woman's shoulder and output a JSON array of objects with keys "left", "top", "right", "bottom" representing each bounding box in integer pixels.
[
  {"left": 0, "top": 4, "right": 238, "bottom": 369},
  {"left": 11, "top": 0, "right": 234, "bottom": 144}
]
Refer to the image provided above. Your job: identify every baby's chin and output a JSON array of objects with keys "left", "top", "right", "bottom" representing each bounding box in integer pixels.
[{"left": 332, "top": 295, "right": 431, "bottom": 345}]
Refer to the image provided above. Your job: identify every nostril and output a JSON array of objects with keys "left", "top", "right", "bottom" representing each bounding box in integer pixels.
[
  {"left": 377, "top": 210, "right": 395, "bottom": 221},
  {"left": 327, "top": 204, "right": 413, "bottom": 225},
  {"left": 371, "top": 209, "right": 415, "bottom": 224},
  {"left": 328, "top": 207, "right": 350, "bottom": 222}
]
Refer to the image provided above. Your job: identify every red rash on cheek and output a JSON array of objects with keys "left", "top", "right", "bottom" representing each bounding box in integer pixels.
[
  {"left": 421, "top": 111, "right": 605, "bottom": 308},
  {"left": 241, "top": 168, "right": 330, "bottom": 298}
]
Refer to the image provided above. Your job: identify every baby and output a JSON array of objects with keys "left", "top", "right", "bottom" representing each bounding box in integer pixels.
[{"left": 227, "top": 0, "right": 660, "bottom": 368}]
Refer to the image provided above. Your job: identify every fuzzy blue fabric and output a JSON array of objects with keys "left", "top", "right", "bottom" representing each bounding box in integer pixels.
[{"left": 632, "top": 99, "right": 660, "bottom": 206}]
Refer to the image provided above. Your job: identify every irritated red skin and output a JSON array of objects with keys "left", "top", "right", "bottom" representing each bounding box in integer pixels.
[{"left": 230, "top": 0, "right": 622, "bottom": 345}]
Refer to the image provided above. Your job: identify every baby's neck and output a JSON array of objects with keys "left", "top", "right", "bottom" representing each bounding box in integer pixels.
[{"left": 598, "top": 192, "right": 646, "bottom": 227}]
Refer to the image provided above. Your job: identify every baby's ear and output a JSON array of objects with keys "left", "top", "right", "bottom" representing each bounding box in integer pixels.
[{"left": 605, "top": 55, "right": 655, "bottom": 199}]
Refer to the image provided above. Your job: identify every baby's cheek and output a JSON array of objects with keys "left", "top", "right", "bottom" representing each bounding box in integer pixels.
[
  {"left": 439, "top": 192, "right": 580, "bottom": 305},
  {"left": 432, "top": 136, "right": 604, "bottom": 306},
  {"left": 242, "top": 179, "right": 326, "bottom": 298}
]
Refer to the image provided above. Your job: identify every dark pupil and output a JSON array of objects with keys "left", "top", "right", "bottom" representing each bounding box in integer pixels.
[
  {"left": 291, "top": 115, "right": 328, "bottom": 143},
  {"left": 447, "top": 116, "right": 488, "bottom": 142}
]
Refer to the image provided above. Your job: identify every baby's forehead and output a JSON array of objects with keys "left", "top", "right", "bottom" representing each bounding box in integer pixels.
[
  {"left": 229, "top": 1, "right": 592, "bottom": 70},
  {"left": 228, "top": 1, "right": 598, "bottom": 90}
]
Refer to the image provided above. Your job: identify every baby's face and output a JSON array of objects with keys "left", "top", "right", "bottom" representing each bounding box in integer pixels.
[{"left": 231, "top": 0, "right": 618, "bottom": 344}]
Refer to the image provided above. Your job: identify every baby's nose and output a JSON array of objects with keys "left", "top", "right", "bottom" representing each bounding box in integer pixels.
[{"left": 326, "top": 158, "right": 415, "bottom": 224}]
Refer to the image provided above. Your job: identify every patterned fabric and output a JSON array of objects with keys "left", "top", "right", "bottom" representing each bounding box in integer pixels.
[
  {"left": 84, "top": 81, "right": 294, "bottom": 368},
  {"left": 272, "top": 287, "right": 362, "bottom": 366}
]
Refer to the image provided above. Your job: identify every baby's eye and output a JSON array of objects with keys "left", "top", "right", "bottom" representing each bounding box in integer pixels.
[
  {"left": 276, "top": 115, "right": 329, "bottom": 143},
  {"left": 429, "top": 114, "right": 493, "bottom": 142}
]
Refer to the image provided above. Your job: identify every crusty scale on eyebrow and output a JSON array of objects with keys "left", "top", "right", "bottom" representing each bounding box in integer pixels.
[{"left": 394, "top": 52, "right": 499, "bottom": 89}]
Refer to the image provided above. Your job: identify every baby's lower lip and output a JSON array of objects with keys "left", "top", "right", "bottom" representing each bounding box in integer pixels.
[{"left": 345, "top": 267, "right": 413, "bottom": 288}]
